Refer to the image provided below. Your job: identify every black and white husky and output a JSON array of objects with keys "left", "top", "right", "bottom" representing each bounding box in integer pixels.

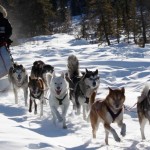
[
  {"left": 137, "top": 84, "right": 150, "bottom": 140},
  {"left": 67, "top": 55, "right": 100, "bottom": 120},
  {"left": 8, "top": 63, "right": 28, "bottom": 106},
  {"left": 48, "top": 73, "right": 70, "bottom": 129}
]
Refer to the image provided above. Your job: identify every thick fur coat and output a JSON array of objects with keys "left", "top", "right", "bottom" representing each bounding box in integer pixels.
[
  {"left": 90, "top": 87, "right": 126, "bottom": 145},
  {"left": 48, "top": 73, "right": 70, "bottom": 129},
  {"left": 8, "top": 63, "right": 28, "bottom": 106}
]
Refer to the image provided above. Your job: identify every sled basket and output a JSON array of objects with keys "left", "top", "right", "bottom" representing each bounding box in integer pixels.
[{"left": 0, "top": 42, "right": 13, "bottom": 78}]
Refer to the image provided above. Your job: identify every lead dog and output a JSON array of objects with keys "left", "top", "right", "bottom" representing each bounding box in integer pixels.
[
  {"left": 137, "top": 84, "right": 150, "bottom": 140},
  {"left": 8, "top": 63, "right": 28, "bottom": 106},
  {"left": 67, "top": 55, "right": 100, "bottom": 121},
  {"left": 28, "top": 76, "right": 45, "bottom": 117},
  {"left": 90, "top": 87, "right": 126, "bottom": 145},
  {"left": 48, "top": 73, "right": 70, "bottom": 129}
]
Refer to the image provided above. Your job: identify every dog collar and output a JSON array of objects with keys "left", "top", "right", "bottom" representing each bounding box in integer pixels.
[{"left": 56, "top": 93, "right": 67, "bottom": 105}]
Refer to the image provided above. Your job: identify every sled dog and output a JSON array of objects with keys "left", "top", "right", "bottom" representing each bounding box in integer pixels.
[
  {"left": 137, "top": 84, "right": 150, "bottom": 140},
  {"left": 8, "top": 63, "right": 28, "bottom": 106},
  {"left": 67, "top": 55, "right": 100, "bottom": 120},
  {"left": 48, "top": 73, "right": 70, "bottom": 129},
  {"left": 90, "top": 87, "right": 126, "bottom": 145},
  {"left": 30, "top": 60, "right": 54, "bottom": 97},
  {"left": 28, "top": 77, "right": 45, "bottom": 117},
  {"left": 31, "top": 60, "right": 54, "bottom": 85}
]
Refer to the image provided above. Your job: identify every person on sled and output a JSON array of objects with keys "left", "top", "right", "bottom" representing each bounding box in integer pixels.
[{"left": 0, "top": 5, "right": 12, "bottom": 48}]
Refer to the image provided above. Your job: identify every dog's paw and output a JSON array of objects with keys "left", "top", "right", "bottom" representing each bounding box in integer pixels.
[
  {"left": 121, "top": 131, "right": 126, "bottom": 137},
  {"left": 121, "top": 123, "right": 126, "bottom": 137},
  {"left": 29, "top": 109, "right": 32, "bottom": 113},
  {"left": 115, "top": 136, "right": 121, "bottom": 142}
]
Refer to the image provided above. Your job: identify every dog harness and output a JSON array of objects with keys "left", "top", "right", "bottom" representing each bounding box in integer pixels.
[
  {"left": 56, "top": 93, "right": 67, "bottom": 105},
  {"left": 106, "top": 105, "right": 122, "bottom": 123}
]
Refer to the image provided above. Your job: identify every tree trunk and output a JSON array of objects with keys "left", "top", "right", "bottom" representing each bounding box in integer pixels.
[{"left": 139, "top": 0, "right": 147, "bottom": 47}]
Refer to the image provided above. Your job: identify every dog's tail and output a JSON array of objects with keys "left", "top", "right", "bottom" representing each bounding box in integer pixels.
[
  {"left": 138, "top": 84, "right": 150, "bottom": 103},
  {"left": 46, "top": 72, "right": 53, "bottom": 88},
  {"left": 67, "top": 55, "right": 79, "bottom": 80}
]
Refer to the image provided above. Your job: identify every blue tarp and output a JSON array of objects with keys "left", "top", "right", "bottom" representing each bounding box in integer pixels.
[{"left": 0, "top": 46, "right": 12, "bottom": 78}]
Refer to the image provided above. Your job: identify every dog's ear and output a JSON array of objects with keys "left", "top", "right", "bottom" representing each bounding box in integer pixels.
[
  {"left": 13, "top": 63, "right": 17, "bottom": 68},
  {"left": 108, "top": 87, "right": 113, "bottom": 93},
  {"left": 95, "top": 69, "right": 98, "bottom": 75},
  {"left": 85, "top": 68, "right": 89, "bottom": 73},
  {"left": 61, "top": 72, "right": 65, "bottom": 78},
  {"left": 20, "top": 64, "right": 23, "bottom": 68},
  {"left": 121, "top": 87, "right": 125, "bottom": 94}
]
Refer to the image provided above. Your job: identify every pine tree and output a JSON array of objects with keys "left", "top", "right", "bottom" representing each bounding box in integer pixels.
[{"left": 1, "top": 0, "right": 55, "bottom": 38}]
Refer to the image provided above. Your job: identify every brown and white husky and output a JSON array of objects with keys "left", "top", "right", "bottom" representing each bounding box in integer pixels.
[{"left": 90, "top": 87, "right": 126, "bottom": 145}]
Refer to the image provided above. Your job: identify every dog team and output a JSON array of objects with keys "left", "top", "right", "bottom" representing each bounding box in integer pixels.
[{"left": 8, "top": 54, "right": 150, "bottom": 145}]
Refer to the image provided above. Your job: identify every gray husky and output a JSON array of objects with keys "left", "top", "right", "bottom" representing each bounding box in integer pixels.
[
  {"left": 67, "top": 55, "right": 100, "bottom": 120},
  {"left": 8, "top": 63, "right": 28, "bottom": 106},
  {"left": 137, "top": 84, "right": 150, "bottom": 140}
]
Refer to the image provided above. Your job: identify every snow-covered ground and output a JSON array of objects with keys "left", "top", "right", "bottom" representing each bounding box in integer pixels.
[{"left": 0, "top": 33, "right": 150, "bottom": 149}]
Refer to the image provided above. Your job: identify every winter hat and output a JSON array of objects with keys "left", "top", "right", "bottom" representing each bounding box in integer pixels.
[{"left": 0, "top": 5, "right": 7, "bottom": 18}]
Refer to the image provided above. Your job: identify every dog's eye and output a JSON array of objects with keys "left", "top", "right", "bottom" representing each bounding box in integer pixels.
[
  {"left": 55, "top": 83, "right": 57, "bottom": 84},
  {"left": 60, "top": 82, "right": 62, "bottom": 84}
]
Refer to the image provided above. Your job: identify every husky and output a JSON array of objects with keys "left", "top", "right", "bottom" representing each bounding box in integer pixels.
[
  {"left": 67, "top": 55, "right": 100, "bottom": 120},
  {"left": 28, "top": 77, "right": 45, "bottom": 117},
  {"left": 90, "top": 87, "right": 126, "bottom": 145},
  {"left": 48, "top": 73, "right": 70, "bottom": 129},
  {"left": 30, "top": 60, "right": 54, "bottom": 97},
  {"left": 137, "top": 84, "right": 150, "bottom": 140},
  {"left": 31, "top": 60, "right": 54, "bottom": 84},
  {"left": 8, "top": 63, "right": 28, "bottom": 106}
]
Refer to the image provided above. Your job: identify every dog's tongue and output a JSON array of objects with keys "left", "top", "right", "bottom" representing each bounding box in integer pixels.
[{"left": 56, "top": 90, "right": 61, "bottom": 95}]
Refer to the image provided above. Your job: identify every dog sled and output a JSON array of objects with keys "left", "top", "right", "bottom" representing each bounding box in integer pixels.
[{"left": 0, "top": 41, "right": 13, "bottom": 91}]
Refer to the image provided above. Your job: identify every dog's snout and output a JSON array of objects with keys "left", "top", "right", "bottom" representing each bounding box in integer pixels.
[
  {"left": 116, "top": 104, "right": 120, "bottom": 108},
  {"left": 93, "top": 81, "right": 96, "bottom": 87},
  {"left": 18, "top": 74, "right": 21, "bottom": 80},
  {"left": 57, "top": 86, "right": 60, "bottom": 90}
]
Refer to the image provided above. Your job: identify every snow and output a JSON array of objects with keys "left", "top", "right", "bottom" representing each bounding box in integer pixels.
[{"left": 0, "top": 33, "right": 150, "bottom": 149}]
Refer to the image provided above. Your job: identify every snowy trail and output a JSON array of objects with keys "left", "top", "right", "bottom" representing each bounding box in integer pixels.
[{"left": 0, "top": 34, "right": 150, "bottom": 149}]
